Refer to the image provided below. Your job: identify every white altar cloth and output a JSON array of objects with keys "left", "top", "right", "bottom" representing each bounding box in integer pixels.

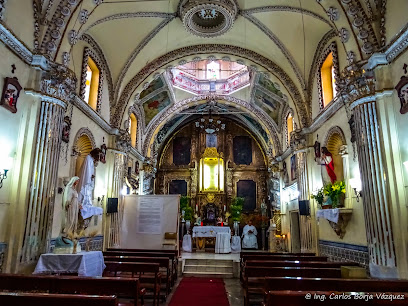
[
  {"left": 215, "top": 232, "right": 231, "bottom": 254},
  {"left": 33, "top": 251, "right": 105, "bottom": 276},
  {"left": 231, "top": 236, "right": 241, "bottom": 253},
  {"left": 192, "top": 226, "right": 231, "bottom": 238},
  {"left": 316, "top": 208, "right": 340, "bottom": 223}
]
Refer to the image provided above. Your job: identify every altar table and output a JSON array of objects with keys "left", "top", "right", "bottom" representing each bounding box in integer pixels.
[
  {"left": 192, "top": 226, "right": 231, "bottom": 252},
  {"left": 33, "top": 251, "right": 105, "bottom": 276}
]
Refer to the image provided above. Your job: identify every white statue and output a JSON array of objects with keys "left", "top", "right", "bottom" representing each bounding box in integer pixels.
[
  {"left": 242, "top": 220, "right": 258, "bottom": 249},
  {"left": 62, "top": 176, "right": 80, "bottom": 235},
  {"left": 77, "top": 149, "right": 103, "bottom": 220}
]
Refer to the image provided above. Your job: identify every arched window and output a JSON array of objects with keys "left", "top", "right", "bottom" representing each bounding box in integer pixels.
[
  {"left": 206, "top": 61, "right": 220, "bottom": 80},
  {"left": 129, "top": 113, "right": 137, "bottom": 148},
  {"left": 84, "top": 56, "right": 100, "bottom": 110},
  {"left": 286, "top": 113, "right": 294, "bottom": 146},
  {"left": 320, "top": 52, "right": 337, "bottom": 108}
]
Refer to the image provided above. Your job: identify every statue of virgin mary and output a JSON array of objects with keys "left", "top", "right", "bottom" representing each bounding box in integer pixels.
[{"left": 61, "top": 176, "right": 80, "bottom": 235}]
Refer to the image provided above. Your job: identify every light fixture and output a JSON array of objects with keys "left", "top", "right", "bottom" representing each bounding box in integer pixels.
[
  {"left": 0, "top": 155, "right": 13, "bottom": 189},
  {"left": 195, "top": 100, "right": 226, "bottom": 134},
  {"left": 349, "top": 178, "right": 362, "bottom": 202},
  {"left": 404, "top": 161, "right": 408, "bottom": 171}
]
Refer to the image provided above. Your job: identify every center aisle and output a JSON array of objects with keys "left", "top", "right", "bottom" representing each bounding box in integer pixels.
[{"left": 168, "top": 277, "right": 230, "bottom": 306}]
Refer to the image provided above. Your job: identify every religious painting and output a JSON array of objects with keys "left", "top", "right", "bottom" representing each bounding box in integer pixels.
[
  {"left": 237, "top": 180, "right": 256, "bottom": 211},
  {"left": 395, "top": 75, "right": 408, "bottom": 114},
  {"left": 100, "top": 143, "right": 107, "bottom": 164},
  {"left": 253, "top": 89, "right": 281, "bottom": 125},
  {"left": 142, "top": 91, "right": 171, "bottom": 125},
  {"left": 206, "top": 133, "right": 217, "bottom": 148},
  {"left": 290, "top": 154, "right": 297, "bottom": 181},
  {"left": 233, "top": 136, "right": 252, "bottom": 165},
  {"left": 139, "top": 77, "right": 164, "bottom": 100},
  {"left": 169, "top": 180, "right": 187, "bottom": 196},
  {"left": 0, "top": 77, "right": 22, "bottom": 113},
  {"left": 314, "top": 141, "right": 321, "bottom": 160},
  {"left": 173, "top": 137, "right": 191, "bottom": 165},
  {"left": 258, "top": 74, "right": 284, "bottom": 98},
  {"left": 61, "top": 116, "right": 72, "bottom": 143}
]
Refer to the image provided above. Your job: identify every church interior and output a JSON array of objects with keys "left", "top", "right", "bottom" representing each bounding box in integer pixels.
[{"left": 0, "top": 0, "right": 408, "bottom": 305}]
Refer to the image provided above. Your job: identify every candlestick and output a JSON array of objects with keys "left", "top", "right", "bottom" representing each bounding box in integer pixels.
[
  {"left": 224, "top": 204, "right": 226, "bottom": 212},
  {"left": 196, "top": 204, "right": 198, "bottom": 212}
]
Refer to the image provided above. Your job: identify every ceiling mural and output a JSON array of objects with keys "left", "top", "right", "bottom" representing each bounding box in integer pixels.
[
  {"left": 253, "top": 89, "right": 281, "bottom": 126},
  {"left": 139, "top": 77, "right": 165, "bottom": 101},
  {"left": 142, "top": 90, "right": 172, "bottom": 126},
  {"left": 242, "top": 114, "right": 269, "bottom": 145},
  {"left": 258, "top": 74, "right": 284, "bottom": 98}
]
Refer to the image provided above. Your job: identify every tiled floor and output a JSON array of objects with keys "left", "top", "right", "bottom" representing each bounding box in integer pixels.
[{"left": 224, "top": 278, "right": 244, "bottom": 306}]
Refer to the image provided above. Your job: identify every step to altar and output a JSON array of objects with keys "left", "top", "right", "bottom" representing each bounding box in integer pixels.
[{"left": 182, "top": 259, "right": 235, "bottom": 278}]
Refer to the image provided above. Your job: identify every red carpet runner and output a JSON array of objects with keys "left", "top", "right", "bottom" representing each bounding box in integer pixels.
[{"left": 169, "top": 277, "right": 229, "bottom": 306}]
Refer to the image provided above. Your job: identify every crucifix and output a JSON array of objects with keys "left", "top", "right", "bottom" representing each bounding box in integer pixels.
[{"left": 11, "top": 64, "right": 16, "bottom": 74}]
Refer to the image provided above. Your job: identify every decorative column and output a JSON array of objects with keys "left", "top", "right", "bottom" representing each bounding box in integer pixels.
[
  {"left": 339, "top": 63, "right": 397, "bottom": 278},
  {"left": 21, "top": 63, "right": 77, "bottom": 264},
  {"left": 292, "top": 131, "right": 315, "bottom": 253},
  {"left": 351, "top": 98, "right": 396, "bottom": 277}
]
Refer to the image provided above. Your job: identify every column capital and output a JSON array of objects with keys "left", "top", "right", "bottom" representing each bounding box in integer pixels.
[{"left": 349, "top": 90, "right": 394, "bottom": 111}]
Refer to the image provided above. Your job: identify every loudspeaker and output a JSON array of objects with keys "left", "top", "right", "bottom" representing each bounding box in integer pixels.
[
  {"left": 107, "top": 198, "right": 118, "bottom": 213},
  {"left": 299, "top": 200, "right": 310, "bottom": 216}
]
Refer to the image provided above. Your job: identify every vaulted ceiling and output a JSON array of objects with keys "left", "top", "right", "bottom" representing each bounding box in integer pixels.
[{"left": 29, "top": 0, "right": 393, "bottom": 156}]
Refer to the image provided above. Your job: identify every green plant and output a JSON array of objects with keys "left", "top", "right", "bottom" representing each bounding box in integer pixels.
[
  {"left": 311, "top": 187, "right": 325, "bottom": 208},
  {"left": 180, "top": 196, "right": 193, "bottom": 221},
  {"left": 230, "top": 197, "right": 244, "bottom": 222},
  {"left": 324, "top": 181, "right": 346, "bottom": 208}
]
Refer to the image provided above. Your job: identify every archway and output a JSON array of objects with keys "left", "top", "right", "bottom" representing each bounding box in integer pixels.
[
  {"left": 324, "top": 127, "right": 347, "bottom": 182},
  {"left": 72, "top": 128, "right": 96, "bottom": 177}
]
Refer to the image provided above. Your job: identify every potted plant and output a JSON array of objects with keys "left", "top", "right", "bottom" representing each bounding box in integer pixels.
[
  {"left": 324, "top": 181, "right": 346, "bottom": 208},
  {"left": 311, "top": 187, "right": 325, "bottom": 209},
  {"left": 180, "top": 196, "right": 193, "bottom": 231},
  {"left": 230, "top": 197, "right": 244, "bottom": 236}
]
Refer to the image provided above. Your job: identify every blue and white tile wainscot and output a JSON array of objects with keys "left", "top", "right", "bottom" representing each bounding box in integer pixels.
[{"left": 319, "top": 240, "right": 369, "bottom": 270}]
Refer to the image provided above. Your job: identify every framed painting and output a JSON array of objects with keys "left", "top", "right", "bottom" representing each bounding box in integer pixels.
[
  {"left": 233, "top": 136, "right": 252, "bottom": 165},
  {"left": 290, "top": 154, "right": 297, "bottom": 181},
  {"left": 237, "top": 180, "right": 257, "bottom": 212},
  {"left": 169, "top": 180, "right": 187, "bottom": 196},
  {"left": 100, "top": 143, "right": 107, "bottom": 164},
  {"left": 395, "top": 75, "right": 408, "bottom": 114},
  {"left": 1, "top": 77, "right": 22, "bottom": 113},
  {"left": 173, "top": 137, "right": 191, "bottom": 165}
]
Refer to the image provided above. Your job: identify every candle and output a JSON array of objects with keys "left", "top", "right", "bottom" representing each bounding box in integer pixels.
[
  {"left": 196, "top": 204, "right": 198, "bottom": 212},
  {"left": 201, "top": 221, "right": 203, "bottom": 226},
  {"left": 223, "top": 204, "right": 226, "bottom": 212}
]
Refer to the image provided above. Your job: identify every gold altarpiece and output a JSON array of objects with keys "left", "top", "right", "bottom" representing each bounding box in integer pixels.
[{"left": 155, "top": 120, "right": 268, "bottom": 222}]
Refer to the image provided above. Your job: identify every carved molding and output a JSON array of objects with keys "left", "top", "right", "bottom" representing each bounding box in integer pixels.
[
  {"left": 0, "top": 22, "right": 33, "bottom": 64},
  {"left": 113, "top": 44, "right": 308, "bottom": 129},
  {"left": 316, "top": 42, "right": 340, "bottom": 111},
  {"left": 323, "top": 126, "right": 347, "bottom": 147},
  {"left": 80, "top": 47, "right": 103, "bottom": 114},
  {"left": 72, "top": 127, "right": 96, "bottom": 151},
  {"left": 142, "top": 94, "right": 282, "bottom": 158}
]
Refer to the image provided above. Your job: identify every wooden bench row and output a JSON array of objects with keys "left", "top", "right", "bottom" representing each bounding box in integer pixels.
[{"left": 0, "top": 274, "right": 141, "bottom": 306}]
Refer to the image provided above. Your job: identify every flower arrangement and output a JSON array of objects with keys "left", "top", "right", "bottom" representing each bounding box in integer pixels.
[
  {"left": 311, "top": 187, "right": 325, "bottom": 208},
  {"left": 230, "top": 197, "right": 244, "bottom": 221},
  {"left": 323, "top": 181, "right": 346, "bottom": 208},
  {"left": 180, "top": 196, "right": 193, "bottom": 221}
]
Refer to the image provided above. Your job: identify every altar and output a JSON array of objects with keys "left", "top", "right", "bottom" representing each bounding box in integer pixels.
[{"left": 192, "top": 226, "right": 231, "bottom": 253}]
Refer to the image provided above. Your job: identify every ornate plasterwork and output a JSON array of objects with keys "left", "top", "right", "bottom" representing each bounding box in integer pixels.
[
  {"left": 323, "top": 126, "right": 347, "bottom": 147},
  {"left": 316, "top": 41, "right": 340, "bottom": 111},
  {"left": 40, "top": 62, "right": 77, "bottom": 104},
  {"left": 113, "top": 44, "right": 308, "bottom": 130},
  {"left": 179, "top": 0, "right": 238, "bottom": 38},
  {"left": 0, "top": 22, "right": 33, "bottom": 64},
  {"left": 241, "top": 12, "right": 306, "bottom": 90},
  {"left": 0, "top": 0, "right": 6, "bottom": 20},
  {"left": 73, "top": 127, "right": 96, "bottom": 150},
  {"left": 40, "top": 0, "right": 81, "bottom": 59},
  {"left": 80, "top": 47, "right": 104, "bottom": 114},
  {"left": 127, "top": 104, "right": 143, "bottom": 150},
  {"left": 80, "top": 34, "right": 114, "bottom": 106},
  {"left": 339, "top": 27, "right": 350, "bottom": 43},
  {"left": 142, "top": 94, "right": 282, "bottom": 157},
  {"left": 385, "top": 24, "right": 408, "bottom": 63},
  {"left": 337, "top": 0, "right": 379, "bottom": 56}
]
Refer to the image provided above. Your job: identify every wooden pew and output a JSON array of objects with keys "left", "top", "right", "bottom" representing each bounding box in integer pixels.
[
  {"left": 104, "top": 255, "right": 171, "bottom": 296},
  {"left": 104, "top": 261, "right": 161, "bottom": 306},
  {"left": 263, "top": 277, "right": 408, "bottom": 303},
  {"left": 240, "top": 255, "right": 327, "bottom": 282},
  {"left": 104, "top": 251, "right": 177, "bottom": 285},
  {"left": 240, "top": 251, "right": 315, "bottom": 258},
  {"left": 245, "top": 260, "right": 359, "bottom": 268},
  {"left": 0, "top": 274, "right": 142, "bottom": 306},
  {"left": 243, "top": 266, "right": 342, "bottom": 306},
  {"left": 263, "top": 290, "right": 408, "bottom": 306},
  {"left": 0, "top": 292, "right": 118, "bottom": 306}
]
